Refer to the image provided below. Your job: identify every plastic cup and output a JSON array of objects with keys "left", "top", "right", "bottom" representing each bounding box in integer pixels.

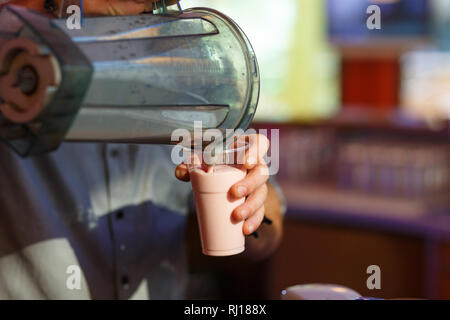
[{"left": 186, "top": 142, "right": 249, "bottom": 256}]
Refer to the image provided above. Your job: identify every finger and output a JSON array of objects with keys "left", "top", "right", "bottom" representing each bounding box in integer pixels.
[
  {"left": 84, "top": 0, "right": 146, "bottom": 16},
  {"left": 0, "top": 0, "right": 180, "bottom": 17},
  {"left": 84, "top": 0, "right": 181, "bottom": 16},
  {"left": 0, "top": 0, "right": 147, "bottom": 16},
  {"left": 243, "top": 134, "right": 270, "bottom": 170},
  {"left": 174, "top": 164, "right": 190, "bottom": 182},
  {"left": 0, "top": 0, "right": 54, "bottom": 16},
  {"left": 230, "top": 163, "right": 269, "bottom": 198},
  {"left": 243, "top": 205, "right": 265, "bottom": 235},
  {"left": 176, "top": 148, "right": 208, "bottom": 182},
  {"left": 233, "top": 183, "right": 268, "bottom": 221}
]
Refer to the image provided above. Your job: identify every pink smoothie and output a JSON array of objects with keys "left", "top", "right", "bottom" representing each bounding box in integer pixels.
[{"left": 190, "top": 165, "right": 247, "bottom": 256}]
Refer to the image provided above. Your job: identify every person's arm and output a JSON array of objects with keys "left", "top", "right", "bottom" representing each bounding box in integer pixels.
[{"left": 243, "top": 179, "right": 284, "bottom": 261}]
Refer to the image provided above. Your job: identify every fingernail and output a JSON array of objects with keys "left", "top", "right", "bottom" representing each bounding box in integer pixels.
[
  {"left": 247, "top": 224, "right": 254, "bottom": 233},
  {"left": 247, "top": 156, "right": 257, "bottom": 165},
  {"left": 238, "top": 208, "right": 248, "bottom": 220},
  {"left": 237, "top": 186, "right": 247, "bottom": 197}
]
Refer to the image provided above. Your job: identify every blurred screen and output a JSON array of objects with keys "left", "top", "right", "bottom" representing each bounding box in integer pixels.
[{"left": 327, "top": 0, "right": 430, "bottom": 42}]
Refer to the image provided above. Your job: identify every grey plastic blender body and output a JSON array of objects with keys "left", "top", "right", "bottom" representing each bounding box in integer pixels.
[{"left": 0, "top": 5, "right": 259, "bottom": 156}]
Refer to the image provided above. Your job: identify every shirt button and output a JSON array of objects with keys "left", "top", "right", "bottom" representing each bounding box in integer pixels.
[
  {"left": 116, "top": 210, "right": 124, "bottom": 220},
  {"left": 110, "top": 149, "right": 120, "bottom": 157},
  {"left": 121, "top": 275, "right": 130, "bottom": 290}
]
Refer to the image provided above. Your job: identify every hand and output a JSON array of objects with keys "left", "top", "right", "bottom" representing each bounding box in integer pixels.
[
  {"left": 0, "top": 0, "right": 180, "bottom": 16},
  {"left": 82, "top": 0, "right": 181, "bottom": 16},
  {"left": 175, "top": 134, "right": 271, "bottom": 236}
]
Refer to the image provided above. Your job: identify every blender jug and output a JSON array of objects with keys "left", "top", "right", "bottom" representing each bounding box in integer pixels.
[{"left": 0, "top": 4, "right": 259, "bottom": 156}]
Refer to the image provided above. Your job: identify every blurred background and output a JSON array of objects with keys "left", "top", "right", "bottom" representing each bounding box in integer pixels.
[{"left": 183, "top": 0, "right": 450, "bottom": 299}]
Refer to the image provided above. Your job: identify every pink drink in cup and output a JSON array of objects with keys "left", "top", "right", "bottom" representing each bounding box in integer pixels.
[
  {"left": 187, "top": 143, "right": 248, "bottom": 256},
  {"left": 190, "top": 165, "right": 247, "bottom": 256}
]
